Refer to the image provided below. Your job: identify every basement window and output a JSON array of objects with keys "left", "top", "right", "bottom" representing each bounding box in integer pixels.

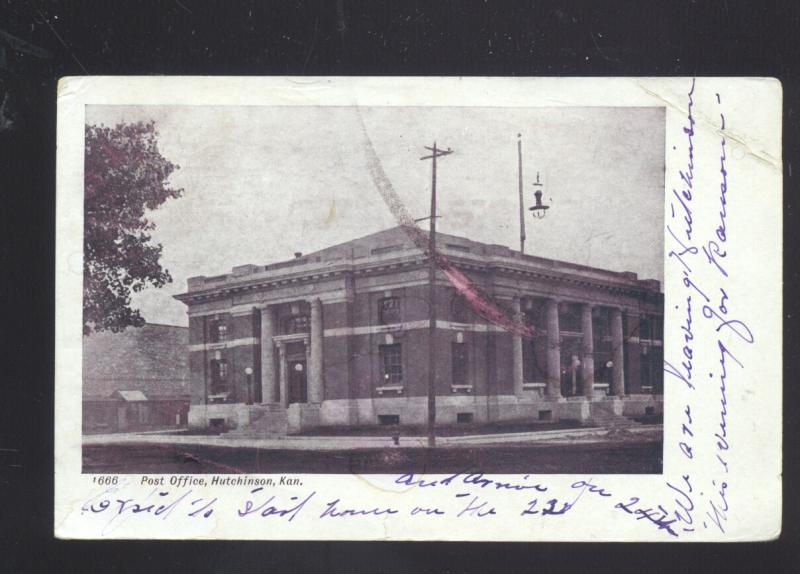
[
  {"left": 378, "top": 414, "right": 400, "bottom": 426},
  {"left": 456, "top": 412, "right": 474, "bottom": 424},
  {"left": 538, "top": 410, "right": 553, "bottom": 421}
]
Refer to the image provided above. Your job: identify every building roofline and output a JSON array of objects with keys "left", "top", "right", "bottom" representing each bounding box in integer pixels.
[{"left": 174, "top": 226, "right": 662, "bottom": 303}]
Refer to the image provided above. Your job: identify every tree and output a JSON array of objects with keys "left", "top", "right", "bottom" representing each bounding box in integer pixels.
[{"left": 84, "top": 121, "right": 183, "bottom": 335}]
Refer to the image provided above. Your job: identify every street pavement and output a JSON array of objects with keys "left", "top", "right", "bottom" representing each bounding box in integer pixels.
[{"left": 83, "top": 424, "right": 662, "bottom": 451}]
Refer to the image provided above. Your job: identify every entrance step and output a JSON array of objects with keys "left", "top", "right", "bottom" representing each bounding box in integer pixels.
[
  {"left": 584, "top": 415, "right": 641, "bottom": 428},
  {"left": 584, "top": 399, "right": 641, "bottom": 428},
  {"left": 224, "top": 404, "right": 288, "bottom": 438}
]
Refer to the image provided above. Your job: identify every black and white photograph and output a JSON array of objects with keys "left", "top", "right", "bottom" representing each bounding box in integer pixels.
[{"left": 80, "top": 103, "right": 666, "bottom": 475}]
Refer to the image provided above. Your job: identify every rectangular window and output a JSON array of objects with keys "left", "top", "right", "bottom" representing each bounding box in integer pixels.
[
  {"left": 379, "top": 297, "right": 401, "bottom": 325},
  {"left": 210, "top": 359, "right": 229, "bottom": 394},
  {"left": 592, "top": 309, "right": 613, "bottom": 383},
  {"left": 451, "top": 293, "right": 471, "bottom": 323},
  {"left": 653, "top": 316, "right": 664, "bottom": 342},
  {"left": 451, "top": 342, "right": 468, "bottom": 384},
  {"left": 558, "top": 303, "right": 582, "bottom": 333},
  {"left": 524, "top": 300, "right": 547, "bottom": 330},
  {"left": 639, "top": 315, "right": 664, "bottom": 344},
  {"left": 640, "top": 347, "right": 652, "bottom": 388},
  {"left": 284, "top": 315, "right": 309, "bottom": 334},
  {"left": 650, "top": 346, "right": 664, "bottom": 393},
  {"left": 593, "top": 309, "right": 611, "bottom": 341},
  {"left": 639, "top": 316, "right": 652, "bottom": 341},
  {"left": 640, "top": 345, "right": 663, "bottom": 393},
  {"left": 379, "top": 344, "right": 403, "bottom": 385},
  {"left": 522, "top": 336, "right": 547, "bottom": 382},
  {"left": 209, "top": 320, "right": 227, "bottom": 343}
]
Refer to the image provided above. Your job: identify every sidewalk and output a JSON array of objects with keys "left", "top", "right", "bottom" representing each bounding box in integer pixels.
[{"left": 83, "top": 424, "right": 662, "bottom": 450}]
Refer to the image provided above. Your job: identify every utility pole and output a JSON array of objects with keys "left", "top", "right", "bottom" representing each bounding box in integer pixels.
[
  {"left": 518, "top": 134, "right": 526, "bottom": 253},
  {"left": 420, "top": 142, "right": 453, "bottom": 448}
]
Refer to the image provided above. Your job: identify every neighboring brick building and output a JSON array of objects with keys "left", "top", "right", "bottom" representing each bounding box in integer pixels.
[
  {"left": 174, "top": 226, "right": 663, "bottom": 433},
  {"left": 82, "top": 323, "right": 190, "bottom": 432}
]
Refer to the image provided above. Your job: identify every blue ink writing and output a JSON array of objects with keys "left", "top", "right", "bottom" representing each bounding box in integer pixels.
[
  {"left": 237, "top": 488, "right": 315, "bottom": 522},
  {"left": 319, "top": 499, "right": 399, "bottom": 518}
]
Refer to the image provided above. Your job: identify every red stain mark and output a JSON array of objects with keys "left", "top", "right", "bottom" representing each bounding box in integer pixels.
[
  {"left": 441, "top": 260, "right": 532, "bottom": 337},
  {"left": 358, "top": 113, "right": 533, "bottom": 338}
]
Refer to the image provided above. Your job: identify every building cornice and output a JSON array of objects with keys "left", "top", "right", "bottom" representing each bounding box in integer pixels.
[{"left": 174, "top": 247, "right": 661, "bottom": 306}]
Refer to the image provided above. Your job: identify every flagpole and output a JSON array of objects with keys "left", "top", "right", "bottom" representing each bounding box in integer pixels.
[{"left": 518, "top": 134, "right": 526, "bottom": 254}]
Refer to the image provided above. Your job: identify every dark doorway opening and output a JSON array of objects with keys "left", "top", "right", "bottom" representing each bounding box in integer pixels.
[{"left": 288, "top": 359, "right": 308, "bottom": 404}]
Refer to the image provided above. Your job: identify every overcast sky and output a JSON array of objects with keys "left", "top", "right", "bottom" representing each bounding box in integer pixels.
[{"left": 86, "top": 105, "right": 665, "bottom": 327}]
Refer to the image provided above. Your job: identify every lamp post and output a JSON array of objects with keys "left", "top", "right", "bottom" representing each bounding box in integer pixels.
[{"left": 244, "top": 366, "right": 254, "bottom": 405}]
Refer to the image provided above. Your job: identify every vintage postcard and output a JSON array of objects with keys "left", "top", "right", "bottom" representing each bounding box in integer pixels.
[{"left": 54, "top": 77, "right": 782, "bottom": 541}]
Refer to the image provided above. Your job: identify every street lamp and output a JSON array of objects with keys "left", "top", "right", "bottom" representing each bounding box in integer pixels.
[
  {"left": 528, "top": 172, "right": 550, "bottom": 219},
  {"left": 518, "top": 135, "right": 550, "bottom": 253},
  {"left": 244, "top": 366, "right": 253, "bottom": 405}
]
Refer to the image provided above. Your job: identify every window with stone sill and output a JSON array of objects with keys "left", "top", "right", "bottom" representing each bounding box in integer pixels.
[
  {"left": 209, "top": 359, "right": 229, "bottom": 394},
  {"left": 451, "top": 342, "right": 468, "bottom": 385},
  {"left": 523, "top": 300, "right": 547, "bottom": 330},
  {"left": 558, "top": 302, "right": 582, "bottom": 333},
  {"left": 640, "top": 345, "right": 664, "bottom": 393},
  {"left": 592, "top": 308, "right": 611, "bottom": 341},
  {"left": 639, "top": 315, "right": 663, "bottom": 343},
  {"left": 209, "top": 320, "right": 227, "bottom": 343},
  {"left": 451, "top": 293, "right": 471, "bottom": 323},
  {"left": 379, "top": 297, "right": 401, "bottom": 325},
  {"left": 379, "top": 343, "right": 403, "bottom": 385},
  {"left": 522, "top": 335, "right": 547, "bottom": 383},
  {"left": 639, "top": 315, "right": 652, "bottom": 341},
  {"left": 283, "top": 315, "right": 310, "bottom": 334}
]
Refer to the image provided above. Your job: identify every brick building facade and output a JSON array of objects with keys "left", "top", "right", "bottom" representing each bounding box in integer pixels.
[{"left": 175, "top": 227, "right": 663, "bottom": 433}]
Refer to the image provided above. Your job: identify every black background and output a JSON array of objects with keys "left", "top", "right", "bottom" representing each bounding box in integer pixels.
[{"left": 1, "top": 0, "right": 797, "bottom": 571}]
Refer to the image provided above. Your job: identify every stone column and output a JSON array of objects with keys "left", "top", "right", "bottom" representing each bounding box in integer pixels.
[
  {"left": 260, "top": 306, "right": 276, "bottom": 403},
  {"left": 581, "top": 304, "right": 595, "bottom": 397},
  {"left": 512, "top": 297, "right": 524, "bottom": 398},
  {"left": 611, "top": 307, "right": 625, "bottom": 397},
  {"left": 309, "top": 298, "right": 324, "bottom": 404},
  {"left": 277, "top": 342, "right": 288, "bottom": 407},
  {"left": 545, "top": 299, "right": 562, "bottom": 399}
]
